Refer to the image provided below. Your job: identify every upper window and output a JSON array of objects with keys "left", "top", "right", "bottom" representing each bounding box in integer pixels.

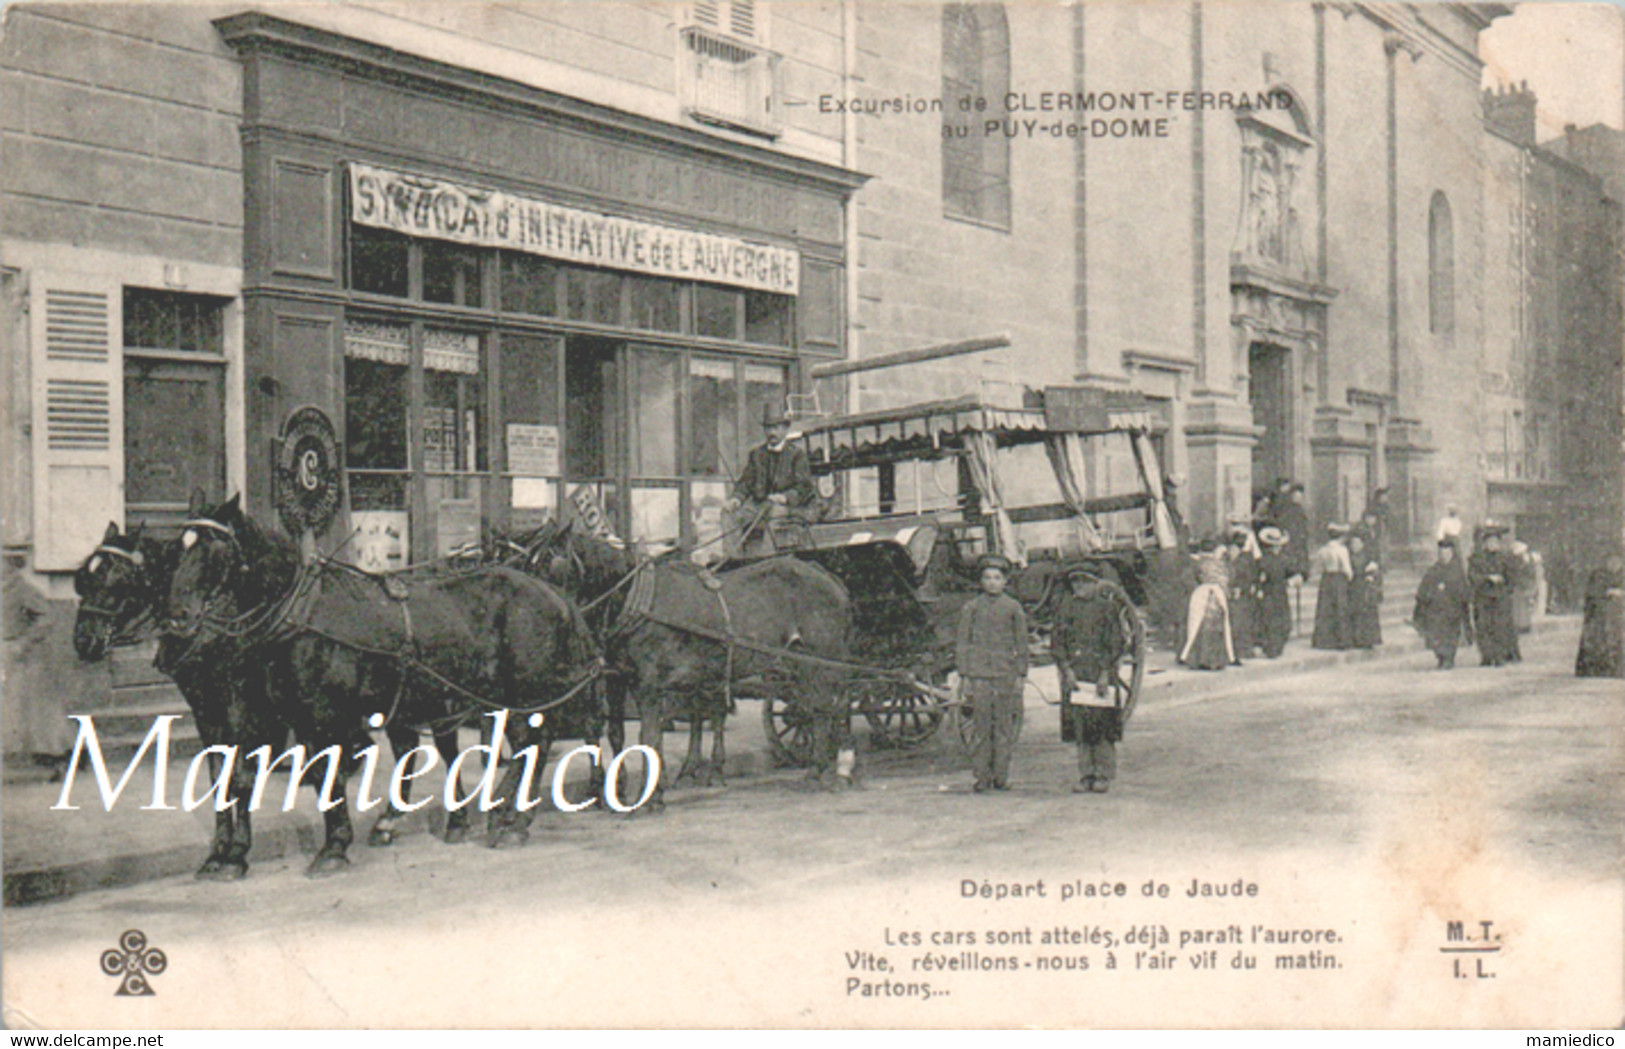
[
  {"left": 122, "top": 289, "right": 228, "bottom": 524},
  {"left": 1428, "top": 191, "right": 1454, "bottom": 336},
  {"left": 123, "top": 288, "right": 225, "bottom": 355},
  {"left": 942, "top": 4, "right": 1011, "bottom": 229}
]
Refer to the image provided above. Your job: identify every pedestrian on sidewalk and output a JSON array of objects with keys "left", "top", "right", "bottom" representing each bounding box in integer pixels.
[
  {"left": 956, "top": 553, "right": 1029, "bottom": 793},
  {"left": 1256, "top": 525, "right": 1293, "bottom": 658},
  {"left": 1348, "top": 530, "right": 1383, "bottom": 649},
  {"left": 1413, "top": 539, "right": 1472, "bottom": 668},
  {"left": 1575, "top": 550, "right": 1624, "bottom": 678},
  {"left": 1052, "top": 565, "right": 1131, "bottom": 794},
  {"left": 1179, "top": 537, "right": 1235, "bottom": 670},
  {"left": 1470, "top": 524, "right": 1520, "bottom": 667},
  {"left": 1225, "top": 522, "right": 1263, "bottom": 659},
  {"left": 1311, "top": 523, "right": 1354, "bottom": 650}
]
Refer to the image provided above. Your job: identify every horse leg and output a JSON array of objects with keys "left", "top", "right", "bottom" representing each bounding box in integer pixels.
[
  {"left": 705, "top": 706, "right": 728, "bottom": 787},
  {"left": 436, "top": 723, "right": 472, "bottom": 844},
  {"left": 490, "top": 720, "right": 553, "bottom": 850},
  {"left": 368, "top": 724, "right": 420, "bottom": 847},
  {"left": 307, "top": 732, "right": 357, "bottom": 877},
  {"left": 634, "top": 695, "right": 667, "bottom": 814},
  {"left": 672, "top": 709, "right": 703, "bottom": 786},
  {"left": 190, "top": 706, "right": 236, "bottom": 880}
]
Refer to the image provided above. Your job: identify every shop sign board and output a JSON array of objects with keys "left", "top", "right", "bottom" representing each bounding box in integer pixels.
[{"left": 350, "top": 162, "right": 799, "bottom": 295}]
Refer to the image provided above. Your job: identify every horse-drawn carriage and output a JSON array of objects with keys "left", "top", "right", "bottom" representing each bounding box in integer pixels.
[{"left": 741, "top": 385, "right": 1184, "bottom": 764}]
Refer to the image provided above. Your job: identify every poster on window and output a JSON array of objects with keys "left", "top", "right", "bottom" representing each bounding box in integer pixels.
[
  {"left": 505, "top": 423, "right": 560, "bottom": 477},
  {"left": 350, "top": 510, "right": 409, "bottom": 573}
]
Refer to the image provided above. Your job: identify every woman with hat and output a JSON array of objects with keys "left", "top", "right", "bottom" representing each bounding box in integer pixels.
[
  {"left": 1413, "top": 539, "right": 1472, "bottom": 669},
  {"left": 955, "top": 553, "right": 1029, "bottom": 792},
  {"left": 727, "top": 402, "right": 815, "bottom": 557},
  {"left": 1256, "top": 525, "right": 1293, "bottom": 658},
  {"left": 1470, "top": 525, "right": 1520, "bottom": 666},
  {"left": 1347, "top": 529, "right": 1382, "bottom": 649},
  {"left": 1310, "top": 523, "right": 1354, "bottom": 650},
  {"left": 1179, "top": 537, "right": 1235, "bottom": 670}
]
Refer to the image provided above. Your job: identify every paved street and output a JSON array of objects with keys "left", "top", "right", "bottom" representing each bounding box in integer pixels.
[{"left": 4, "top": 621, "right": 1618, "bottom": 1029}]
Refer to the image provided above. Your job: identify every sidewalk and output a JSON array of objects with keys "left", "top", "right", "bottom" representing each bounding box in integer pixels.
[{"left": 3, "top": 612, "right": 1581, "bottom": 907}]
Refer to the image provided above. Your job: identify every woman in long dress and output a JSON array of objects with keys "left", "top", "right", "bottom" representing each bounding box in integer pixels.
[
  {"left": 1576, "top": 552, "right": 1624, "bottom": 678},
  {"left": 1348, "top": 532, "right": 1383, "bottom": 649},
  {"left": 1225, "top": 526, "right": 1262, "bottom": 660},
  {"left": 1180, "top": 538, "right": 1235, "bottom": 670},
  {"left": 1413, "top": 540, "right": 1472, "bottom": 669},
  {"left": 1256, "top": 525, "right": 1293, "bottom": 658},
  {"left": 1311, "top": 524, "right": 1353, "bottom": 650}
]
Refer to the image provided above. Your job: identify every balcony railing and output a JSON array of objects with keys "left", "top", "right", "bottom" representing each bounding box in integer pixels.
[{"left": 679, "top": 25, "right": 779, "bottom": 139}]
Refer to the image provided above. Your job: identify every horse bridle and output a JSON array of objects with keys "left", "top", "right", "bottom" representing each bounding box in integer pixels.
[
  {"left": 171, "top": 516, "right": 256, "bottom": 638},
  {"left": 78, "top": 543, "right": 154, "bottom": 636}
]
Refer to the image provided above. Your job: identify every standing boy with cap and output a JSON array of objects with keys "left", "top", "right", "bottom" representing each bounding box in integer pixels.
[{"left": 956, "top": 553, "right": 1029, "bottom": 792}]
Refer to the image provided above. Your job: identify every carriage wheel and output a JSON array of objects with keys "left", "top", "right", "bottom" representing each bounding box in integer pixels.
[
  {"left": 1108, "top": 582, "right": 1149, "bottom": 725},
  {"left": 860, "top": 681, "right": 945, "bottom": 750},
  {"left": 761, "top": 693, "right": 817, "bottom": 768}
]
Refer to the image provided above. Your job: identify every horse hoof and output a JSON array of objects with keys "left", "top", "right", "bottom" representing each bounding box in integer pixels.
[
  {"left": 195, "top": 857, "right": 246, "bottom": 881},
  {"left": 490, "top": 829, "right": 529, "bottom": 850},
  {"left": 443, "top": 824, "right": 469, "bottom": 846},
  {"left": 368, "top": 827, "right": 396, "bottom": 847},
  {"left": 305, "top": 853, "right": 352, "bottom": 879}
]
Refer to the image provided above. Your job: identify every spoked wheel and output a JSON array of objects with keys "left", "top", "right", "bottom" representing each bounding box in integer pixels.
[
  {"left": 1107, "top": 582, "right": 1149, "bottom": 724},
  {"left": 762, "top": 693, "right": 817, "bottom": 768},
  {"left": 860, "top": 680, "right": 945, "bottom": 750}
]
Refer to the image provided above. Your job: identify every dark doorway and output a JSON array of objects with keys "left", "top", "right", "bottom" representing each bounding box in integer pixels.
[{"left": 1249, "top": 342, "right": 1292, "bottom": 487}]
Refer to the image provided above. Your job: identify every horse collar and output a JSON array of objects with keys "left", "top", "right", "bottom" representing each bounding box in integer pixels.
[{"left": 93, "top": 544, "right": 145, "bottom": 566}]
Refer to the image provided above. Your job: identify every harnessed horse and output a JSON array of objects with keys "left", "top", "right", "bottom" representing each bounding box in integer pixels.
[
  {"left": 517, "top": 518, "right": 858, "bottom": 807},
  {"left": 163, "top": 496, "right": 604, "bottom": 873}
]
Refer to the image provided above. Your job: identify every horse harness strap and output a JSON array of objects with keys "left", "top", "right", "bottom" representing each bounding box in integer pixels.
[{"left": 631, "top": 606, "right": 916, "bottom": 684}]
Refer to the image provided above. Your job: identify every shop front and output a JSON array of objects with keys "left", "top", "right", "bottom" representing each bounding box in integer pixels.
[{"left": 218, "top": 12, "right": 862, "bottom": 564}]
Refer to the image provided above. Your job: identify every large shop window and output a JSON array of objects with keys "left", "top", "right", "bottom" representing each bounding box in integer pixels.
[
  {"left": 343, "top": 321, "right": 490, "bottom": 563},
  {"left": 344, "top": 320, "right": 410, "bottom": 570},
  {"left": 122, "top": 288, "right": 227, "bottom": 529}
]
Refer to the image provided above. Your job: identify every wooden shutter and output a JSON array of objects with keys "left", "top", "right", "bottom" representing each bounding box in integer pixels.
[
  {"left": 30, "top": 272, "right": 123, "bottom": 571},
  {"left": 690, "top": 0, "right": 764, "bottom": 43}
]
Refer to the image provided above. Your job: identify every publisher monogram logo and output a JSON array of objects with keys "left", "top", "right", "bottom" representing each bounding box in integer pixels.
[{"left": 100, "top": 929, "right": 166, "bottom": 996}]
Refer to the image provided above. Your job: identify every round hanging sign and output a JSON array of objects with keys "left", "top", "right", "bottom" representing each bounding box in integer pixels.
[{"left": 276, "top": 406, "right": 342, "bottom": 535}]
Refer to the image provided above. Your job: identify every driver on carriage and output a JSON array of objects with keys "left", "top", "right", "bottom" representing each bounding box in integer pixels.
[{"left": 725, "top": 402, "right": 816, "bottom": 558}]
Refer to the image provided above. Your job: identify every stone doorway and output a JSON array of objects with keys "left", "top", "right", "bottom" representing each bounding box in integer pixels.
[{"left": 1249, "top": 342, "right": 1293, "bottom": 489}]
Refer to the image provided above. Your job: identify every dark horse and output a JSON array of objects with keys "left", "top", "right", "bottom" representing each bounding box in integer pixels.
[
  {"left": 518, "top": 517, "right": 856, "bottom": 808},
  {"left": 163, "top": 496, "right": 604, "bottom": 874},
  {"left": 72, "top": 520, "right": 290, "bottom": 880}
]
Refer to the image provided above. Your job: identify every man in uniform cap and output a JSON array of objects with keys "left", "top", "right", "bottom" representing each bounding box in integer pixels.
[
  {"left": 1051, "top": 563, "right": 1131, "bottom": 793},
  {"left": 956, "top": 552, "right": 1029, "bottom": 792},
  {"left": 728, "top": 402, "right": 815, "bottom": 557}
]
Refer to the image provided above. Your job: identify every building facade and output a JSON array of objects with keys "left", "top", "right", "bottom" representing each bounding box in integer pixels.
[{"left": 3, "top": 2, "right": 1620, "bottom": 597}]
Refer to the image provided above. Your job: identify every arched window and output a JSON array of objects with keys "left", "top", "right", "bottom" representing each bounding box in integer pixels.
[
  {"left": 942, "top": 4, "right": 1010, "bottom": 229},
  {"left": 1428, "top": 191, "right": 1454, "bottom": 336}
]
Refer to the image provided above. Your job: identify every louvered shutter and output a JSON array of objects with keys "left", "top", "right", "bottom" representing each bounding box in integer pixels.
[
  {"left": 690, "top": 0, "right": 764, "bottom": 42},
  {"left": 30, "top": 272, "right": 123, "bottom": 571}
]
